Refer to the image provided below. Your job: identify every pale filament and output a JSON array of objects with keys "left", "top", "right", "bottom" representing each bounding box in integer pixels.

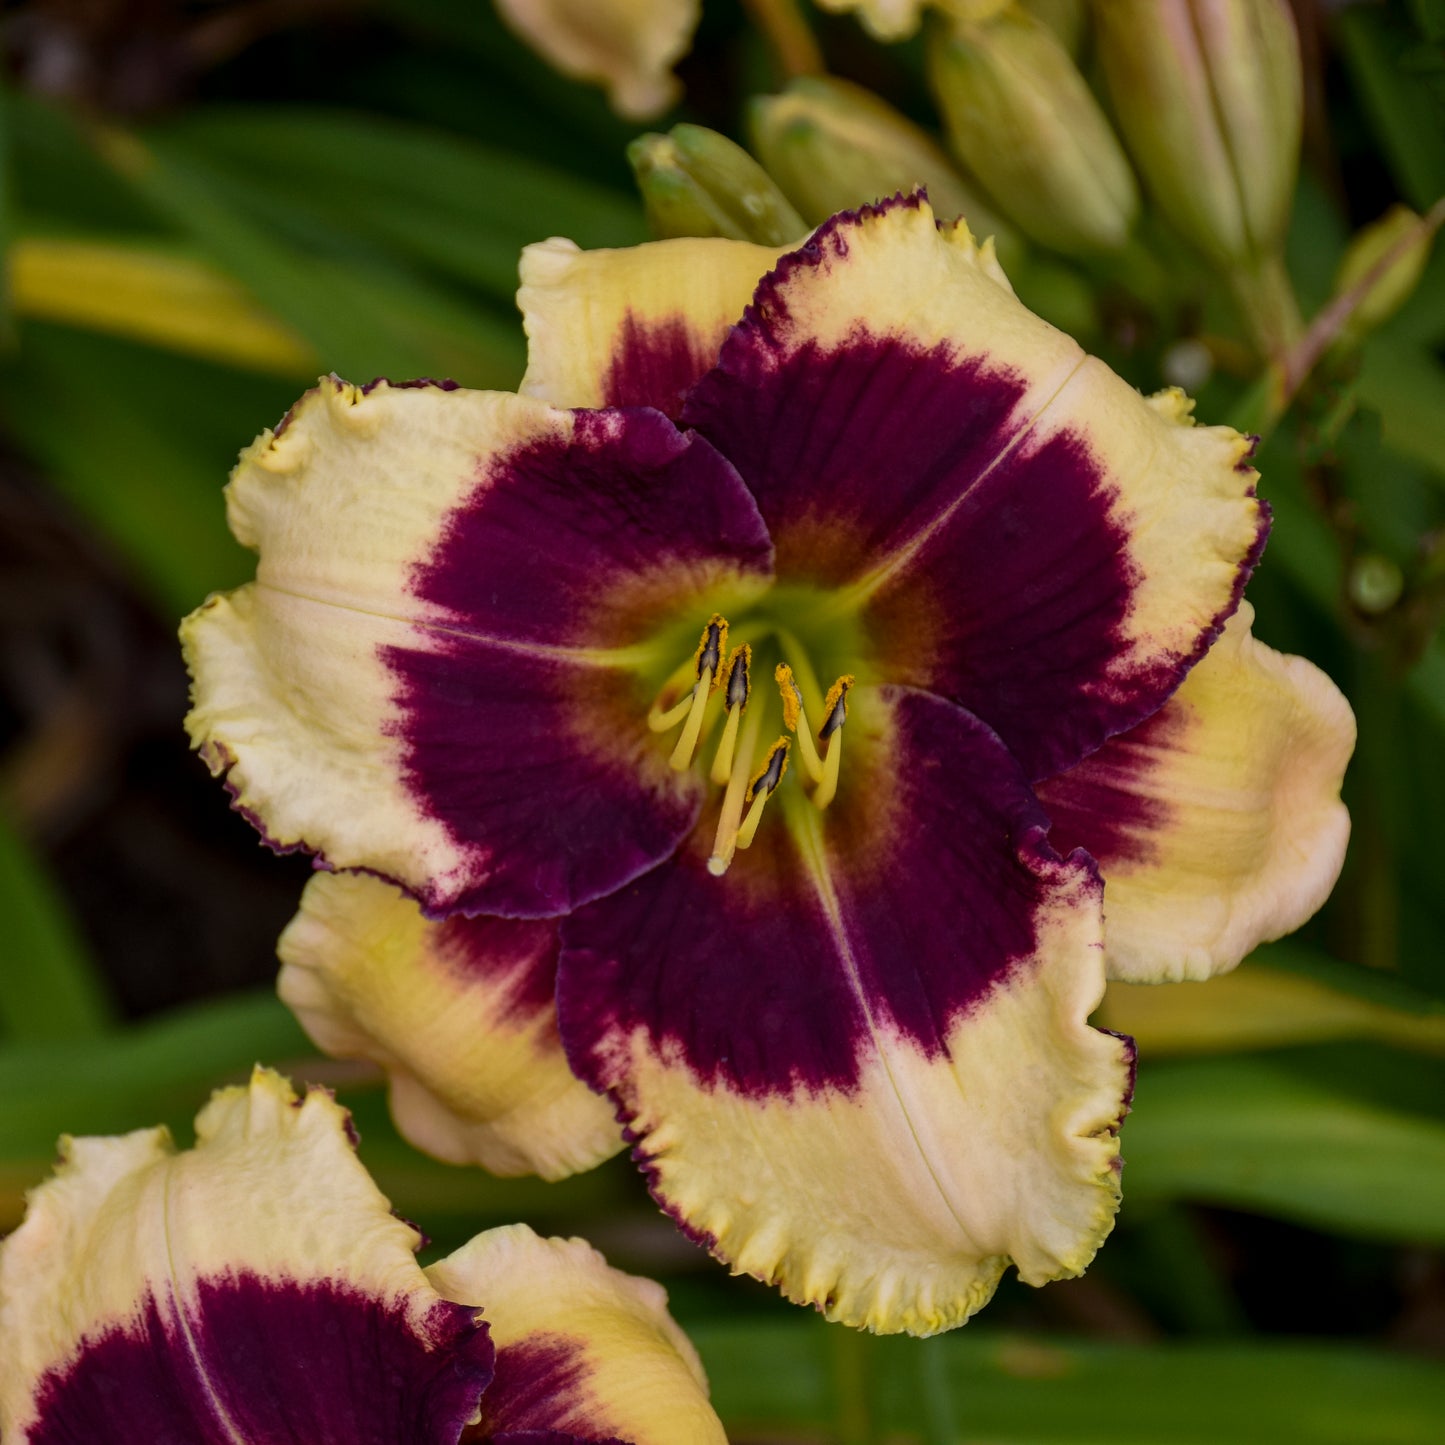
[{"left": 708, "top": 703, "right": 765, "bottom": 876}]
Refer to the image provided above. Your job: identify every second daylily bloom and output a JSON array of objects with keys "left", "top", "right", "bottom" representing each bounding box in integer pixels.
[
  {"left": 185, "top": 195, "right": 1352, "bottom": 1334},
  {"left": 0, "top": 1068, "right": 723, "bottom": 1444}
]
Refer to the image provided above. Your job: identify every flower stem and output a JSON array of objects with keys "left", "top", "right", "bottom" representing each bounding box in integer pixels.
[
  {"left": 829, "top": 1325, "right": 875, "bottom": 1445},
  {"left": 1227, "top": 249, "right": 1304, "bottom": 364},
  {"left": 918, "top": 1336, "right": 959, "bottom": 1445},
  {"left": 742, "top": 0, "right": 825, "bottom": 78}
]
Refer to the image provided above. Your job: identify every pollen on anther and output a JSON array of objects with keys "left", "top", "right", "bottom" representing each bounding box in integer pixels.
[
  {"left": 774, "top": 663, "right": 802, "bottom": 732},
  {"left": 748, "top": 738, "right": 790, "bottom": 800},
  {"left": 694, "top": 615, "right": 729, "bottom": 692},
  {"left": 725, "top": 645, "right": 752, "bottom": 711},
  {"left": 819, "top": 675, "right": 855, "bottom": 740}
]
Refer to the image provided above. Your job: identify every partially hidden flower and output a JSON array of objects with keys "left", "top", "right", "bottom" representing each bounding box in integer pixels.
[
  {"left": 816, "top": 0, "right": 1012, "bottom": 43},
  {"left": 0, "top": 1066, "right": 724, "bottom": 1444},
  {"left": 494, "top": 0, "right": 700, "bottom": 119},
  {"left": 183, "top": 195, "right": 1353, "bottom": 1333}
]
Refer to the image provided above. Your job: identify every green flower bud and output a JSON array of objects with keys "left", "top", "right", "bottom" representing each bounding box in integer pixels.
[
  {"left": 746, "top": 76, "right": 1020, "bottom": 262},
  {"left": 926, "top": 7, "right": 1139, "bottom": 255},
  {"left": 627, "top": 125, "right": 807, "bottom": 246},
  {"left": 1020, "top": 0, "right": 1086, "bottom": 54},
  {"left": 1094, "top": 0, "right": 1302, "bottom": 269},
  {"left": 1332, "top": 205, "right": 1439, "bottom": 341}
]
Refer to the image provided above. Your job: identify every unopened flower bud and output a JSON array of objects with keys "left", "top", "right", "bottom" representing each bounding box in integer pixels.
[
  {"left": 627, "top": 124, "right": 807, "bottom": 245},
  {"left": 1021, "top": 0, "right": 1086, "bottom": 53},
  {"left": 927, "top": 7, "right": 1139, "bottom": 255},
  {"left": 1332, "top": 205, "right": 1439, "bottom": 340},
  {"left": 1094, "top": 0, "right": 1302, "bottom": 268},
  {"left": 747, "top": 76, "right": 1019, "bottom": 262}
]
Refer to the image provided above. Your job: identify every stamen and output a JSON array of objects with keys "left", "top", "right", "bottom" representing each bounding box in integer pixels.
[
  {"left": 709, "top": 645, "right": 753, "bottom": 785},
  {"left": 708, "top": 704, "right": 764, "bottom": 876},
  {"left": 736, "top": 737, "right": 790, "bottom": 849},
  {"left": 773, "top": 663, "right": 825, "bottom": 784},
  {"left": 811, "top": 675, "right": 854, "bottom": 811},
  {"left": 668, "top": 615, "right": 729, "bottom": 771},
  {"left": 694, "top": 615, "right": 729, "bottom": 688}
]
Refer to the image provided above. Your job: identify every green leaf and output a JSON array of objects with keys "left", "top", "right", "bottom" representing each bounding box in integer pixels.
[
  {"left": 9, "top": 234, "right": 316, "bottom": 378},
  {"left": 0, "top": 324, "right": 285, "bottom": 616},
  {"left": 1122, "top": 1056, "right": 1445, "bottom": 1243},
  {"left": 1355, "top": 337, "right": 1445, "bottom": 487},
  {"left": 96, "top": 127, "right": 524, "bottom": 387},
  {"left": 1407, "top": 638, "right": 1445, "bottom": 733},
  {"left": 0, "top": 991, "right": 638, "bottom": 1246},
  {"left": 1334, "top": 6, "right": 1445, "bottom": 211},
  {"left": 1261, "top": 938, "right": 1445, "bottom": 1019},
  {"left": 0, "top": 810, "right": 111, "bottom": 1042},
  {"left": 158, "top": 107, "right": 646, "bottom": 300},
  {"left": 0, "top": 990, "right": 307, "bottom": 1226},
  {"left": 691, "top": 1318, "right": 1445, "bottom": 1444}
]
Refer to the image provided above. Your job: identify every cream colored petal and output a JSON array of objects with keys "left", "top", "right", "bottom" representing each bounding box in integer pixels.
[
  {"left": 559, "top": 689, "right": 1132, "bottom": 1336},
  {"left": 183, "top": 378, "right": 766, "bottom": 919},
  {"left": 183, "top": 380, "right": 567, "bottom": 905},
  {"left": 428, "top": 1224, "right": 725, "bottom": 1444},
  {"left": 1038, "top": 604, "right": 1355, "bottom": 982},
  {"left": 0, "top": 1069, "right": 487, "bottom": 1443},
  {"left": 583, "top": 904, "right": 1129, "bottom": 1336},
  {"left": 518, "top": 234, "right": 782, "bottom": 411},
  {"left": 495, "top": 0, "right": 701, "bottom": 118},
  {"left": 278, "top": 872, "right": 621, "bottom": 1180}
]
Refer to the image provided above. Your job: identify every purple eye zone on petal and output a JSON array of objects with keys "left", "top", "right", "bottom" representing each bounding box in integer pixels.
[
  {"left": 685, "top": 303, "right": 1177, "bottom": 781},
  {"left": 28, "top": 1273, "right": 492, "bottom": 1445},
  {"left": 468, "top": 1334, "right": 621, "bottom": 1444},
  {"left": 560, "top": 689, "right": 1098, "bottom": 1099},
  {"left": 603, "top": 311, "right": 720, "bottom": 420},
  {"left": 1035, "top": 704, "right": 1188, "bottom": 868},
  {"left": 434, "top": 914, "right": 561, "bottom": 1024},
  {"left": 381, "top": 407, "right": 773, "bottom": 917}
]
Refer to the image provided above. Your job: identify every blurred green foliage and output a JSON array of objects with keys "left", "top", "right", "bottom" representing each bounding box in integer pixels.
[{"left": 2, "top": 1, "right": 1445, "bottom": 1440}]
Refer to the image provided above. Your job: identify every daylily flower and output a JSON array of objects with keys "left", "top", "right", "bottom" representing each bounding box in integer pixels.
[
  {"left": 817, "top": 0, "right": 1010, "bottom": 43},
  {"left": 494, "top": 0, "right": 701, "bottom": 119},
  {"left": 183, "top": 195, "right": 1352, "bottom": 1334},
  {"left": 0, "top": 1067, "right": 725, "bottom": 1444}
]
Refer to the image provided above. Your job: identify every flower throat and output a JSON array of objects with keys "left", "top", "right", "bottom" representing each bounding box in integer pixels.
[{"left": 647, "top": 614, "right": 853, "bottom": 877}]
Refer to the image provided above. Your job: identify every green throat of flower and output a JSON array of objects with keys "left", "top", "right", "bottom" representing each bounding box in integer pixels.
[{"left": 647, "top": 611, "right": 858, "bottom": 876}]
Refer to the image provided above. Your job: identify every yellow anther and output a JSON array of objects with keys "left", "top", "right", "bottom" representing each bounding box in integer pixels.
[
  {"left": 775, "top": 663, "right": 801, "bottom": 731},
  {"left": 736, "top": 738, "right": 790, "bottom": 850},
  {"left": 708, "top": 705, "right": 764, "bottom": 876},
  {"left": 811, "top": 675, "right": 854, "bottom": 812},
  {"left": 774, "top": 663, "right": 825, "bottom": 784},
  {"left": 693, "top": 615, "right": 729, "bottom": 692},
  {"left": 660, "top": 615, "right": 730, "bottom": 769},
  {"left": 709, "top": 645, "right": 753, "bottom": 785}
]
